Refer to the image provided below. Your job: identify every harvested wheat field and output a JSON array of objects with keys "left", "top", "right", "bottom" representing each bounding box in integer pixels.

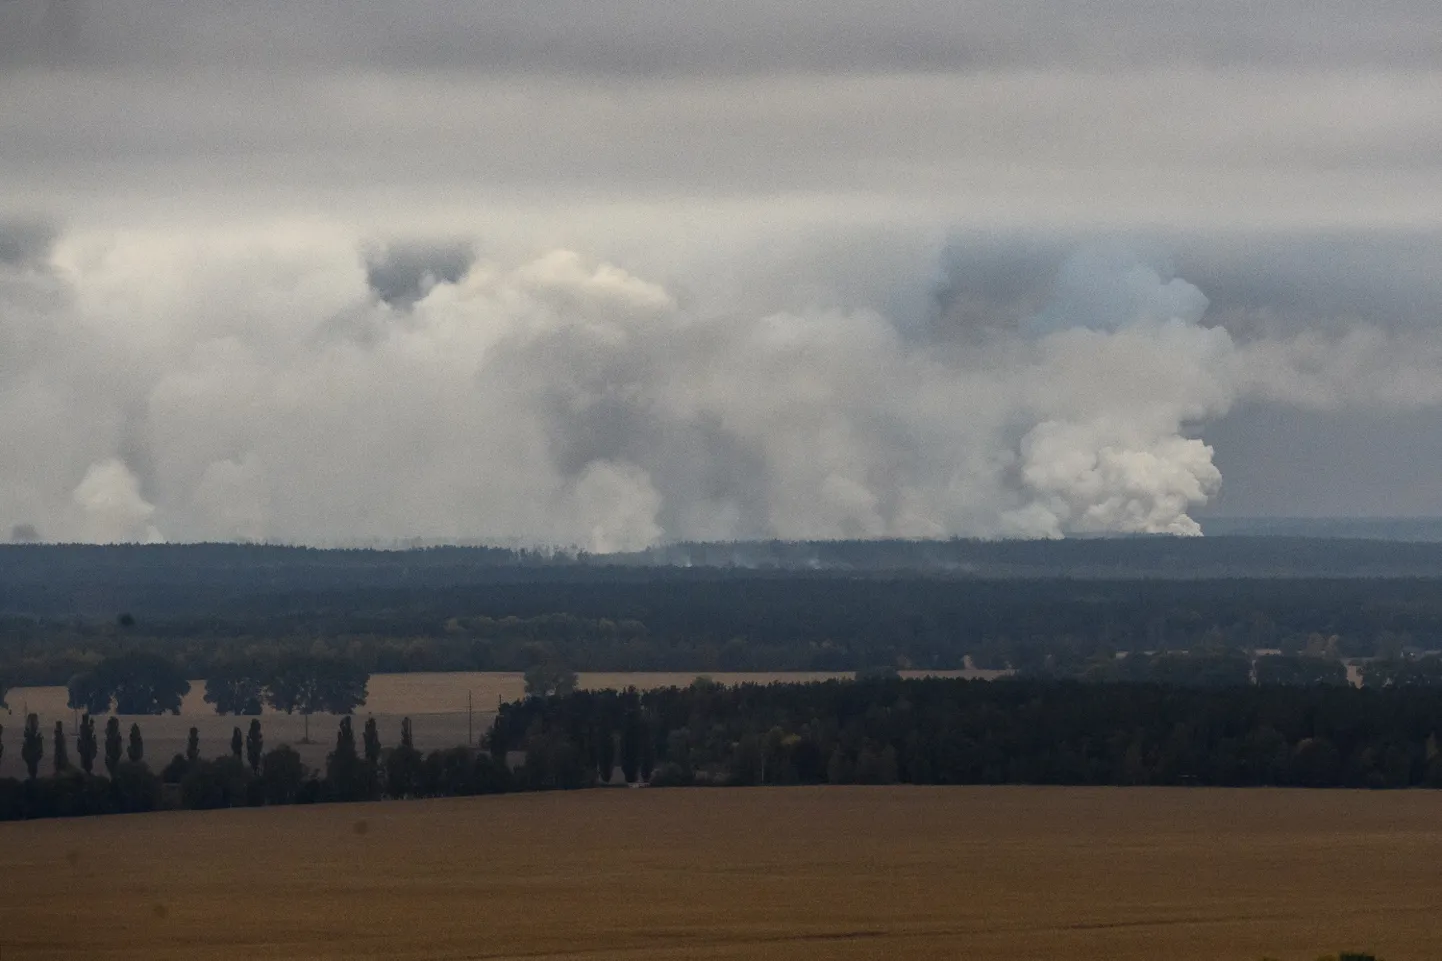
[{"left": 2, "top": 786, "right": 1437, "bottom": 961}]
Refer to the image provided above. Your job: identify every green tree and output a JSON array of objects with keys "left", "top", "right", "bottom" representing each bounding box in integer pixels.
[
  {"left": 326, "top": 715, "right": 374, "bottom": 801},
  {"left": 21, "top": 713, "right": 42, "bottom": 779},
  {"left": 334, "top": 716, "right": 357, "bottom": 762},
  {"left": 230, "top": 726, "right": 243, "bottom": 760},
  {"left": 363, "top": 717, "right": 381, "bottom": 765},
  {"left": 93, "top": 652, "right": 191, "bottom": 715},
  {"left": 127, "top": 722, "right": 144, "bottom": 764},
  {"left": 620, "top": 711, "right": 642, "bottom": 783},
  {"left": 67, "top": 671, "right": 110, "bottom": 715},
  {"left": 181, "top": 757, "right": 250, "bottom": 810},
  {"left": 245, "top": 719, "right": 263, "bottom": 774},
  {"left": 53, "top": 720, "right": 69, "bottom": 773},
  {"left": 596, "top": 724, "right": 616, "bottom": 783},
  {"left": 260, "top": 745, "right": 306, "bottom": 805},
  {"left": 204, "top": 661, "right": 266, "bottom": 715},
  {"left": 523, "top": 659, "right": 578, "bottom": 698},
  {"left": 265, "top": 655, "right": 370, "bottom": 743},
  {"left": 104, "top": 716, "right": 123, "bottom": 775},
  {"left": 186, "top": 727, "right": 200, "bottom": 764},
  {"left": 386, "top": 718, "right": 423, "bottom": 798},
  {"left": 76, "top": 713, "right": 98, "bottom": 775},
  {"left": 826, "top": 746, "right": 853, "bottom": 784},
  {"left": 639, "top": 713, "right": 656, "bottom": 782},
  {"left": 730, "top": 732, "right": 763, "bottom": 786},
  {"left": 111, "top": 761, "right": 160, "bottom": 813}
]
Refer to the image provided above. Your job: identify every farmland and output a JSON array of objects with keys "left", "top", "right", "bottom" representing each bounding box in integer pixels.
[{"left": 0, "top": 786, "right": 1435, "bottom": 960}]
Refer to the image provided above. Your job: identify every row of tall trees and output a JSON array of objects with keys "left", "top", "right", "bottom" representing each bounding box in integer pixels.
[
  {"left": 0, "top": 714, "right": 516, "bottom": 821},
  {"left": 1, "top": 713, "right": 147, "bottom": 778}
]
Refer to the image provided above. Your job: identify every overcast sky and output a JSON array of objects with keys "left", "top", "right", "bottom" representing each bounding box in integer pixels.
[{"left": 2, "top": 0, "right": 1441, "bottom": 545}]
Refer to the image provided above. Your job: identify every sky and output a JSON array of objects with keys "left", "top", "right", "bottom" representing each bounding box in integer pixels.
[{"left": 2, "top": 0, "right": 1442, "bottom": 547}]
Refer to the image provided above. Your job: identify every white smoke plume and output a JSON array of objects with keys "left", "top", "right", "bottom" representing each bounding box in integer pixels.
[{"left": 2, "top": 227, "right": 1440, "bottom": 548}]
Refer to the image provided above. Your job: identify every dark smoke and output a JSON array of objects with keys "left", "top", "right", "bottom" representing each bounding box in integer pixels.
[{"left": 364, "top": 242, "right": 475, "bottom": 309}]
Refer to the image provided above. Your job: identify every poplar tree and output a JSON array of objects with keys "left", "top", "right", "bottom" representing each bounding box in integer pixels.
[
  {"left": 245, "top": 719, "right": 263, "bottom": 774},
  {"left": 127, "top": 722, "right": 144, "bottom": 764},
  {"left": 231, "top": 726, "right": 243, "bottom": 760},
  {"left": 186, "top": 727, "right": 200, "bottom": 764},
  {"left": 334, "top": 716, "right": 357, "bottom": 761},
  {"left": 21, "top": 714, "right": 42, "bottom": 779},
  {"left": 77, "top": 713, "right": 98, "bottom": 774},
  {"left": 53, "top": 720, "right": 70, "bottom": 773},
  {"left": 104, "top": 717, "right": 123, "bottom": 774},
  {"left": 363, "top": 717, "right": 381, "bottom": 765}
]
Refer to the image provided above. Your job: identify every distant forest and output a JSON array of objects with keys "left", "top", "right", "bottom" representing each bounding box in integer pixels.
[
  {"left": 491, "top": 677, "right": 1442, "bottom": 790},
  {"left": 8, "top": 677, "right": 1442, "bottom": 823},
  {"left": 8, "top": 543, "right": 1442, "bottom": 685}
]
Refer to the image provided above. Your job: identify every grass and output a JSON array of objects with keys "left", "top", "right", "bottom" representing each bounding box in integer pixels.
[{"left": 0, "top": 786, "right": 1437, "bottom": 960}]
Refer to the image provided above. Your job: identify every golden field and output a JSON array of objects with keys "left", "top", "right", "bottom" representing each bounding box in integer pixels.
[{"left": 1, "top": 786, "right": 1438, "bottom": 961}]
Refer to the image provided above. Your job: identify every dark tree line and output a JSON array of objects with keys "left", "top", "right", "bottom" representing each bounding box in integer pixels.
[
  {"left": 11, "top": 676, "right": 1442, "bottom": 823},
  {"left": 52, "top": 653, "right": 370, "bottom": 745},
  {"left": 488, "top": 678, "right": 1442, "bottom": 790},
  {"left": 13, "top": 572, "right": 1442, "bottom": 687},
  {"left": 66, "top": 651, "right": 192, "bottom": 714},
  {"left": 0, "top": 713, "right": 514, "bottom": 822}
]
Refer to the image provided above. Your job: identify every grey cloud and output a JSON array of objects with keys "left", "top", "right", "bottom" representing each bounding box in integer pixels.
[
  {"left": 9, "top": 523, "right": 41, "bottom": 543},
  {"left": 1201, "top": 405, "right": 1442, "bottom": 519},
  {"left": 1168, "top": 232, "right": 1442, "bottom": 337},
  {"left": 7, "top": 68, "right": 1442, "bottom": 240},
  {"left": 928, "top": 230, "right": 1442, "bottom": 340},
  {"left": 3, "top": 0, "right": 1441, "bottom": 74},
  {"left": 365, "top": 241, "right": 475, "bottom": 309},
  {"left": 0, "top": 218, "right": 57, "bottom": 268}
]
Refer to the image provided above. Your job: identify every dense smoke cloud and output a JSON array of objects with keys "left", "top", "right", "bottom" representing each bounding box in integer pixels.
[
  {"left": 3, "top": 0, "right": 1441, "bottom": 539},
  {"left": 4, "top": 229, "right": 1441, "bottom": 547}
]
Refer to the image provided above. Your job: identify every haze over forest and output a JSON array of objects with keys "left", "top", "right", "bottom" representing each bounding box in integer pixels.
[{"left": 5, "top": 0, "right": 1442, "bottom": 549}]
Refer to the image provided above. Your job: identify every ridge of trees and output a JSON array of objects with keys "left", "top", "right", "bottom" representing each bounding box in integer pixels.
[{"left": 11, "top": 576, "right": 1442, "bottom": 688}]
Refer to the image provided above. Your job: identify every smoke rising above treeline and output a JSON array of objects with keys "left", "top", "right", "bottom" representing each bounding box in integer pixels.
[
  {"left": 4, "top": 0, "right": 1442, "bottom": 544},
  {"left": 3, "top": 224, "right": 1442, "bottom": 548}
]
